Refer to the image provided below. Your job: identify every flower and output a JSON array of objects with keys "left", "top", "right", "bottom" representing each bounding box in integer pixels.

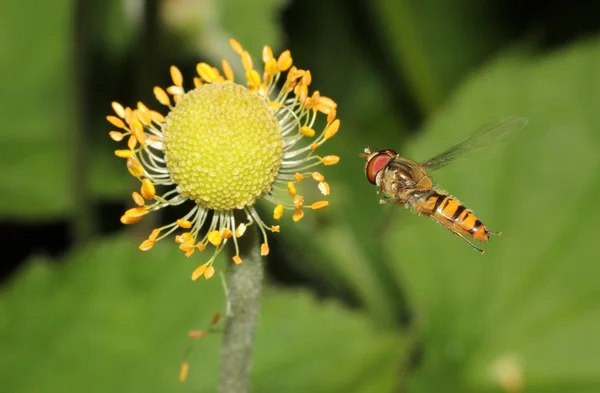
[{"left": 108, "top": 39, "right": 340, "bottom": 280}]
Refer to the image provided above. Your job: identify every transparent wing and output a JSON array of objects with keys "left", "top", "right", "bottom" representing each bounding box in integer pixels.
[{"left": 420, "top": 117, "right": 528, "bottom": 170}]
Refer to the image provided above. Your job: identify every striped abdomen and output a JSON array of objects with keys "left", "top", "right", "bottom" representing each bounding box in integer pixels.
[{"left": 414, "top": 191, "right": 490, "bottom": 242}]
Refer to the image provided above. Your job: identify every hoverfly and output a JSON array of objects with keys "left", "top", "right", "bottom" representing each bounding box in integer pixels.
[{"left": 361, "top": 117, "right": 528, "bottom": 253}]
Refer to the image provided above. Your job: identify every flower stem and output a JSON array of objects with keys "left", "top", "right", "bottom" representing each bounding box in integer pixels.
[{"left": 219, "top": 226, "right": 264, "bottom": 393}]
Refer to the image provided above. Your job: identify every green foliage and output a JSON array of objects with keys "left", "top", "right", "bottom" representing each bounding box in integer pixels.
[{"left": 0, "top": 237, "right": 403, "bottom": 393}]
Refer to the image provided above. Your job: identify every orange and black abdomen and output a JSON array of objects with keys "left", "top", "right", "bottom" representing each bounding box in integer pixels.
[{"left": 416, "top": 191, "right": 490, "bottom": 242}]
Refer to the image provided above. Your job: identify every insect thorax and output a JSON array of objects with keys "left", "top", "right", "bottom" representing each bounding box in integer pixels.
[{"left": 380, "top": 157, "right": 433, "bottom": 204}]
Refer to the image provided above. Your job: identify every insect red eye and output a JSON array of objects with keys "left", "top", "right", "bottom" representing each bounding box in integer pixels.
[{"left": 365, "top": 151, "right": 394, "bottom": 185}]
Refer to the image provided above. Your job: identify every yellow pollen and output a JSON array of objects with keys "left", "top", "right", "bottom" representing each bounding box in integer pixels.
[
  {"left": 293, "top": 194, "right": 304, "bottom": 209},
  {"left": 112, "top": 102, "right": 125, "bottom": 118},
  {"left": 292, "top": 209, "right": 304, "bottom": 222},
  {"left": 196, "top": 243, "right": 206, "bottom": 251},
  {"left": 204, "top": 266, "right": 215, "bottom": 279},
  {"left": 287, "top": 181, "right": 297, "bottom": 195},
  {"left": 220, "top": 229, "right": 233, "bottom": 239},
  {"left": 139, "top": 239, "right": 154, "bottom": 251},
  {"left": 162, "top": 83, "right": 284, "bottom": 210},
  {"left": 300, "top": 126, "right": 315, "bottom": 137},
  {"left": 120, "top": 215, "right": 141, "bottom": 225},
  {"left": 277, "top": 50, "right": 293, "bottom": 71},
  {"left": 126, "top": 157, "right": 144, "bottom": 178},
  {"left": 318, "top": 181, "right": 331, "bottom": 195},
  {"left": 271, "top": 225, "right": 280, "bottom": 232},
  {"left": 260, "top": 243, "right": 270, "bottom": 256},
  {"left": 294, "top": 173, "right": 304, "bottom": 182},
  {"left": 322, "top": 155, "right": 340, "bottom": 165},
  {"left": 149, "top": 228, "right": 161, "bottom": 241},
  {"left": 208, "top": 230, "right": 223, "bottom": 246},
  {"left": 235, "top": 223, "right": 247, "bottom": 238},
  {"left": 273, "top": 204, "right": 284, "bottom": 220},
  {"left": 154, "top": 86, "right": 171, "bottom": 106},
  {"left": 177, "top": 219, "right": 192, "bottom": 229},
  {"left": 229, "top": 38, "right": 244, "bottom": 55},
  {"left": 192, "top": 263, "right": 208, "bottom": 281},
  {"left": 170, "top": 66, "right": 183, "bottom": 86},
  {"left": 141, "top": 179, "right": 156, "bottom": 199},
  {"left": 196, "top": 62, "right": 218, "bottom": 82},
  {"left": 109, "top": 131, "right": 124, "bottom": 141},
  {"left": 324, "top": 119, "right": 340, "bottom": 140},
  {"left": 115, "top": 149, "right": 133, "bottom": 158},
  {"left": 233, "top": 255, "right": 242, "bottom": 265},
  {"left": 125, "top": 207, "right": 147, "bottom": 218},
  {"left": 107, "top": 115, "right": 125, "bottom": 129},
  {"left": 311, "top": 201, "right": 329, "bottom": 210},
  {"left": 312, "top": 172, "right": 325, "bottom": 182},
  {"left": 132, "top": 192, "right": 145, "bottom": 206},
  {"left": 179, "top": 362, "right": 189, "bottom": 383},
  {"left": 222, "top": 59, "right": 234, "bottom": 82}
]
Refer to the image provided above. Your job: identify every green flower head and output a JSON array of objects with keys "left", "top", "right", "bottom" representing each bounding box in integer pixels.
[{"left": 108, "top": 39, "right": 340, "bottom": 280}]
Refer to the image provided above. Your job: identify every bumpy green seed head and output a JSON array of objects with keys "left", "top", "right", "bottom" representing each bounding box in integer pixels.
[{"left": 163, "top": 82, "right": 285, "bottom": 210}]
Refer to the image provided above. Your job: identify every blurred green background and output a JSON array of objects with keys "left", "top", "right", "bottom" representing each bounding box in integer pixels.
[{"left": 2, "top": 0, "right": 600, "bottom": 392}]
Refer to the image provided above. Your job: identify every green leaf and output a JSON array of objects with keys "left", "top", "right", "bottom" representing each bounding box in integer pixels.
[
  {"left": 0, "top": 235, "right": 404, "bottom": 392},
  {"left": 384, "top": 38, "right": 600, "bottom": 391},
  {"left": 0, "top": 0, "right": 73, "bottom": 218},
  {"left": 370, "top": 0, "right": 511, "bottom": 114}
]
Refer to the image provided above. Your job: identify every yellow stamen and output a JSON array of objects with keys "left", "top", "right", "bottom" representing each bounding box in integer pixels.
[
  {"left": 170, "top": 65, "right": 183, "bottom": 86},
  {"left": 130, "top": 118, "right": 146, "bottom": 145},
  {"left": 265, "top": 58, "right": 278, "bottom": 76},
  {"left": 132, "top": 192, "right": 145, "bottom": 206},
  {"left": 204, "top": 266, "right": 215, "bottom": 279},
  {"left": 176, "top": 232, "right": 193, "bottom": 244},
  {"left": 197, "top": 62, "right": 218, "bottom": 82},
  {"left": 124, "top": 206, "right": 147, "bottom": 218},
  {"left": 179, "top": 362, "right": 189, "bottom": 383},
  {"left": 324, "top": 119, "right": 340, "bottom": 140},
  {"left": 235, "top": 223, "right": 247, "bottom": 238},
  {"left": 233, "top": 255, "right": 242, "bottom": 265},
  {"left": 310, "top": 142, "right": 319, "bottom": 151},
  {"left": 271, "top": 225, "right": 280, "bottom": 233},
  {"left": 277, "top": 50, "right": 293, "bottom": 71},
  {"left": 196, "top": 243, "right": 206, "bottom": 251},
  {"left": 193, "top": 77, "right": 203, "bottom": 88},
  {"left": 318, "top": 181, "right": 331, "bottom": 196},
  {"left": 260, "top": 243, "right": 269, "bottom": 256},
  {"left": 222, "top": 59, "right": 234, "bottom": 82},
  {"left": 312, "top": 172, "right": 325, "bottom": 182},
  {"left": 293, "top": 194, "right": 304, "bottom": 209},
  {"left": 139, "top": 239, "right": 155, "bottom": 251},
  {"left": 316, "top": 96, "right": 337, "bottom": 114},
  {"left": 150, "top": 110, "right": 164, "bottom": 122},
  {"left": 292, "top": 209, "right": 304, "bottom": 222},
  {"left": 262, "top": 45, "right": 274, "bottom": 62},
  {"left": 300, "top": 126, "right": 315, "bottom": 137},
  {"left": 229, "top": 38, "right": 243, "bottom": 55},
  {"left": 268, "top": 101, "right": 282, "bottom": 111},
  {"left": 149, "top": 228, "right": 161, "bottom": 241},
  {"left": 287, "top": 181, "right": 297, "bottom": 195},
  {"left": 327, "top": 109, "right": 337, "bottom": 124},
  {"left": 141, "top": 178, "right": 156, "bottom": 199},
  {"left": 120, "top": 215, "right": 142, "bottom": 225},
  {"left": 115, "top": 149, "right": 133, "bottom": 158},
  {"left": 208, "top": 230, "right": 223, "bottom": 246},
  {"left": 294, "top": 173, "right": 304, "bottom": 182},
  {"left": 167, "top": 86, "right": 185, "bottom": 96},
  {"left": 127, "top": 135, "right": 137, "bottom": 151},
  {"left": 153, "top": 86, "right": 171, "bottom": 106},
  {"left": 246, "top": 69, "right": 261, "bottom": 87},
  {"left": 241, "top": 51, "right": 253, "bottom": 71},
  {"left": 177, "top": 219, "right": 192, "bottom": 229},
  {"left": 273, "top": 204, "right": 284, "bottom": 220},
  {"left": 126, "top": 157, "right": 144, "bottom": 178},
  {"left": 311, "top": 201, "right": 329, "bottom": 210},
  {"left": 322, "top": 155, "right": 340, "bottom": 165},
  {"left": 112, "top": 102, "right": 125, "bottom": 118},
  {"left": 109, "top": 131, "right": 124, "bottom": 142},
  {"left": 302, "top": 70, "right": 312, "bottom": 86},
  {"left": 107, "top": 115, "right": 126, "bottom": 129},
  {"left": 191, "top": 263, "right": 208, "bottom": 281},
  {"left": 220, "top": 229, "right": 233, "bottom": 239}
]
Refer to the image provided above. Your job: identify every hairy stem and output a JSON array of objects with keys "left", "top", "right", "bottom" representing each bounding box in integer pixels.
[{"left": 219, "top": 227, "right": 264, "bottom": 393}]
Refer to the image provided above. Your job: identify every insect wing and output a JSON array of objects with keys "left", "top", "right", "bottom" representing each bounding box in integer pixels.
[{"left": 420, "top": 117, "right": 528, "bottom": 170}]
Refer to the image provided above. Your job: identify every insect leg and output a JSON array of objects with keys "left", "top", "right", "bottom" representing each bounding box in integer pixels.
[
  {"left": 489, "top": 229, "right": 502, "bottom": 236},
  {"left": 440, "top": 223, "right": 485, "bottom": 254}
]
